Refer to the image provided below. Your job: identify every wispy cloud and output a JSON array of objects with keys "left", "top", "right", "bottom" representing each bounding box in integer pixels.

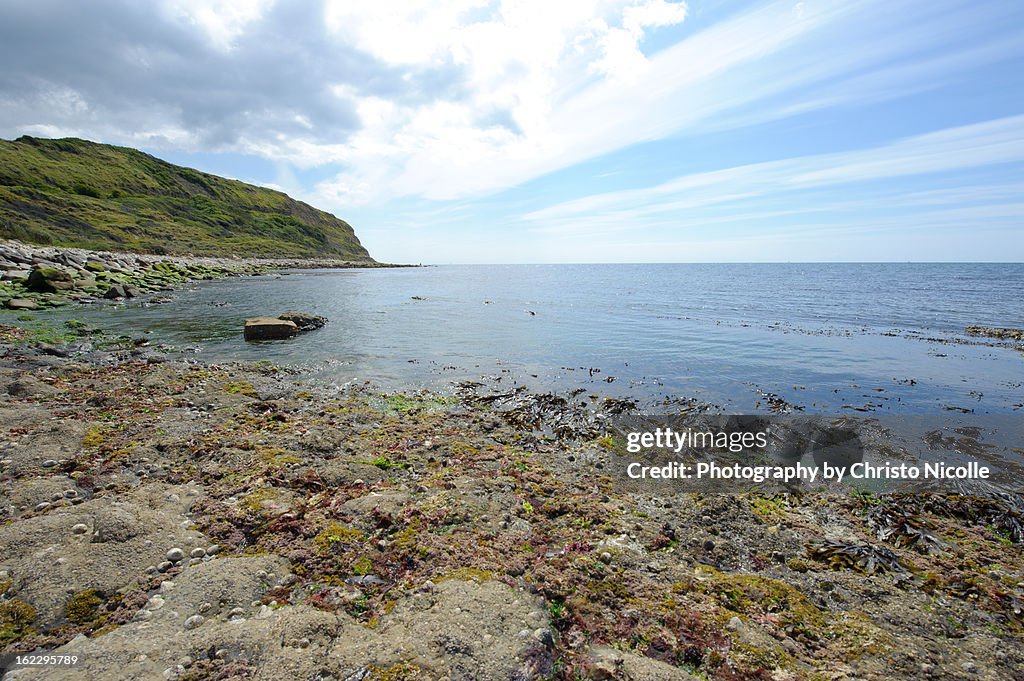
[{"left": 525, "top": 115, "right": 1024, "bottom": 226}]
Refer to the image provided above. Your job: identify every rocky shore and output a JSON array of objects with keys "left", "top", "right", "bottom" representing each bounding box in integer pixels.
[
  {"left": 0, "top": 325, "right": 1022, "bottom": 679},
  {"left": 0, "top": 239, "right": 400, "bottom": 311}
]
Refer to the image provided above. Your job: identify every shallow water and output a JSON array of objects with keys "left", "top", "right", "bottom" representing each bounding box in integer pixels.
[{"left": 51, "top": 263, "right": 1024, "bottom": 413}]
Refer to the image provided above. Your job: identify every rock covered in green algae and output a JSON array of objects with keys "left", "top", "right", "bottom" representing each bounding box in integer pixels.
[{"left": 26, "top": 267, "right": 76, "bottom": 293}]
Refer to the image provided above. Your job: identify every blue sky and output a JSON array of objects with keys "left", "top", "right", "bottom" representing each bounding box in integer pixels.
[{"left": 1, "top": 0, "right": 1022, "bottom": 263}]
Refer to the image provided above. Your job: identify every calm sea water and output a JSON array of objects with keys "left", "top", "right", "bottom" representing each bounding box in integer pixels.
[{"left": 54, "top": 263, "right": 1024, "bottom": 414}]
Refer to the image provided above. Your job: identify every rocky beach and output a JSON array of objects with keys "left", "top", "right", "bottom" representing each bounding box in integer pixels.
[
  {"left": 0, "top": 257, "right": 1023, "bottom": 680},
  {"left": 0, "top": 239, "right": 399, "bottom": 312}
]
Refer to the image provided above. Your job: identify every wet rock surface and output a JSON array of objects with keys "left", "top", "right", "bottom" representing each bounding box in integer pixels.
[{"left": 0, "top": 334, "right": 1021, "bottom": 679}]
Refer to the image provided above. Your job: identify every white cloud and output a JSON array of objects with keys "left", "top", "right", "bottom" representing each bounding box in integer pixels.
[
  {"left": 307, "top": 0, "right": 1023, "bottom": 206},
  {"left": 164, "top": 0, "right": 275, "bottom": 50},
  {"left": 524, "top": 115, "right": 1024, "bottom": 226},
  {"left": 313, "top": 0, "right": 691, "bottom": 203}
]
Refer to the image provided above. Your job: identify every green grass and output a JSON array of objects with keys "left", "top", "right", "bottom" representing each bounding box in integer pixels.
[{"left": 0, "top": 135, "right": 373, "bottom": 259}]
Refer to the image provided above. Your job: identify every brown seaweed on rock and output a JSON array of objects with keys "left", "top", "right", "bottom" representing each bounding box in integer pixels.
[
  {"left": 864, "top": 505, "right": 947, "bottom": 554},
  {"left": 878, "top": 493, "right": 1024, "bottom": 545},
  {"left": 806, "top": 540, "right": 908, "bottom": 574}
]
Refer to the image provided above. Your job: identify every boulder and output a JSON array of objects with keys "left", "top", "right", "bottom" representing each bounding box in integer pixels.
[
  {"left": 103, "top": 285, "right": 127, "bottom": 299},
  {"left": 5, "top": 298, "right": 38, "bottom": 310},
  {"left": 27, "top": 267, "right": 76, "bottom": 293},
  {"left": 1, "top": 270, "right": 31, "bottom": 281},
  {"left": 244, "top": 317, "right": 299, "bottom": 341},
  {"left": 277, "top": 311, "right": 328, "bottom": 331}
]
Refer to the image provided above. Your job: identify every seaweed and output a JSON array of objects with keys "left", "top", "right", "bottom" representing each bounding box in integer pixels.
[
  {"left": 806, "top": 540, "right": 908, "bottom": 574},
  {"left": 865, "top": 505, "right": 946, "bottom": 555}
]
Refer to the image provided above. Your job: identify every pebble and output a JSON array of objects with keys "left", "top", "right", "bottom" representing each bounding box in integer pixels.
[
  {"left": 206, "top": 545, "right": 220, "bottom": 555},
  {"left": 190, "top": 547, "right": 206, "bottom": 559},
  {"left": 599, "top": 551, "right": 612, "bottom": 563},
  {"left": 227, "top": 607, "right": 245, "bottom": 619},
  {"left": 166, "top": 548, "right": 185, "bottom": 562},
  {"left": 41, "top": 459, "right": 58, "bottom": 468},
  {"left": 34, "top": 502, "right": 50, "bottom": 512},
  {"left": 157, "top": 561, "right": 173, "bottom": 573},
  {"left": 71, "top": 523, "right": 89, "bottom": 534},
  {"left": 534, "top": 628, "right": 553, "bottom": 646},
  {"left": 726, "top": 616, "right": 743, "bottom": 631},
  {"left": 183, "top": 614, "right": 204, "bottom": 630}
]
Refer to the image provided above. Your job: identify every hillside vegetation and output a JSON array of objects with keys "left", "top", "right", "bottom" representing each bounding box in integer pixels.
[{"left": 0, "top": 136, "right": 372, "bottom": 260}]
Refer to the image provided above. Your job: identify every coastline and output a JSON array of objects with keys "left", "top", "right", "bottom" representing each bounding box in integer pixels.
[
  {"left": 0, "top": 238, "right": 412, "bottom": 311},
  {"left": 0, "top": 328, "right": 1022, "bottom": 679}
]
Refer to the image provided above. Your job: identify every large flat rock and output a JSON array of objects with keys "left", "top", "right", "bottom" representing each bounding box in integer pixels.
[{"left": 243, "top": 317, "right": 298, "bottom": 341}]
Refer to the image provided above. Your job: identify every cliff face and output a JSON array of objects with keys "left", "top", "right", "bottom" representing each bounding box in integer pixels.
[{"left": 0, "top": 136, "right": 372, "bottom": 260}]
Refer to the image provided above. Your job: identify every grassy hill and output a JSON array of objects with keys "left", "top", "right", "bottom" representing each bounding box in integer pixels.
[{"left": 0, "top": 136, "right": 372, "bottom": 260}]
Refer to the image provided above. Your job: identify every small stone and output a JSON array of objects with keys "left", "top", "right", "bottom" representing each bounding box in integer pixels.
[
  {"left": 34, "top": 502, "right": 50, "bottom": 512},
  {"left": 198, "top": 602, "right": 212, "bottom": 614},
  {"left": 599, "top": 551, "right": 612, "bottom": 564},
  {"left": 184, "top": 614, "right": 204, "bottom": 630},
  {"left": 166, "top": 548, "right": 185, "bottom": 562},
  {"left": 534, "top": 628, "right": 553, "bottom": 647},
  {"left": 157, "top": 561, "right": 173, "bottom": 573},
  {"left": 190, "top": 547, "right": 206, "bottom": 559},
  {"left": 188, "top": 558, "right": 202, "bottom": 566},
  {"left": 727, "top": 616, "right": 743, "bottom": 631},
  {"left": 41, "top": 459, "right": 58, "bottom": 468},
  {"left": 71, "top": 523, "right": 89, "bottom": 534},
  {"left": 206, "top": 545, "right": 220, "bottom": 555},
  {"left": 227, "top": 607, "right": 245, "bottom": 619},
  {"left": 134, "top": 609, "right": 153, "bottom": 621}
]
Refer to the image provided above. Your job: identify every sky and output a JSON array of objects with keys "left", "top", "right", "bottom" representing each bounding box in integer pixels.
[{"left": 0, "top": 0, "right": 1022, "bottom": 263}]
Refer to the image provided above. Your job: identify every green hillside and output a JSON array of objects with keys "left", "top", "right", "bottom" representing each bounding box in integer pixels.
[{"left": 0, "top": 136, "right": 372, "bottom": 260}]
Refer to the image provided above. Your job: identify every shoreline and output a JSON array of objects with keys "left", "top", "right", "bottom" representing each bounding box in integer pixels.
[
  {"left": 0, "top": 332, "right": 1022, "bottom": 679},
  {"left": 0, "top": 238, "right": 412, "bottom": 311}
]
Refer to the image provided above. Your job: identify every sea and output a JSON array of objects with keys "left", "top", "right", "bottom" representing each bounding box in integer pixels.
[{"left": 52, "top": 262, "right": 1024, "bottom": 415}]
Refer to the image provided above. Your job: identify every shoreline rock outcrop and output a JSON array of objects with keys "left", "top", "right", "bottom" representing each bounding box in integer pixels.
[{"left": 0, "top": 239, "right": 408, "bottom": 310}]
